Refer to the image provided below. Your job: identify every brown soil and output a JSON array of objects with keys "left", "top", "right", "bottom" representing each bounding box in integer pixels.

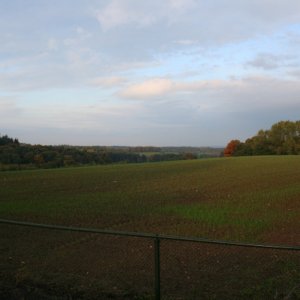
[{"left": 1, "top": 224, "right": 300, "bottom": 299}]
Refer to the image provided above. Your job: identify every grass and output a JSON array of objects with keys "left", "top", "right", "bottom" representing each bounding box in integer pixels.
[
  {"left": 1, "top": 156, "right": 300, "bottom": 299},
  {"left": 1, "top": 156, "right": 300, "bottom": 242}
]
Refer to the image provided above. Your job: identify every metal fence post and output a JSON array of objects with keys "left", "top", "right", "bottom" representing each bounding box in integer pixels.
[
  {"left": 154, "top": 235, "right": 161, "bottom": 300},
  {"left": 2, "top": 219, "right": 300, "bottom": 300}
]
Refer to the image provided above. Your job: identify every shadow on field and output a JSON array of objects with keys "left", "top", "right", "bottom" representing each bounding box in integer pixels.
[{"left": 1, "top": 224, "right": 300, "bottom": 300}]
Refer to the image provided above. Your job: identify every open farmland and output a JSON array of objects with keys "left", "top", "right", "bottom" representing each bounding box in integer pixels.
[
  {"left": 1, "top": 156, "right": 300, "bottom": 299},
  {"left": 1, "top": 156, "right": 300, "bottom": 243}
]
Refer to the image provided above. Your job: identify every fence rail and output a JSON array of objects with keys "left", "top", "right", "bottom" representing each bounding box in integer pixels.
[
  {"left": 1, "top": 218, "right": 300, "bottom": 250},
  {"left": 1, "top": 218, "right": 300, "bottom": 299}
]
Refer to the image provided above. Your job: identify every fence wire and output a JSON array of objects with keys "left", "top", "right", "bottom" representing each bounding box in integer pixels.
[{"left": 0, "top": 219, "right": 300, "bottom": 300}]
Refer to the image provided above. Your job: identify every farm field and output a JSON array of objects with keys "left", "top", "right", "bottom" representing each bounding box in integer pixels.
[
  {"left": 1, "top": 156, "right": 300, "bottom": 243},
  {"left": 1, "top": 156, "right": 300, "bottom": 299}
]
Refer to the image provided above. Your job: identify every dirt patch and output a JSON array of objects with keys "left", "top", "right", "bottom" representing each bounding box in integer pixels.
[{"left": 1, "top": 224, "right": 300, "bottom": 299}]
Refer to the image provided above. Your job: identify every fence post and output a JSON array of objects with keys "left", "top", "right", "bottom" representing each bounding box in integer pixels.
[{"left": 154, "top": 235, "right": 161, "bottom": 300}]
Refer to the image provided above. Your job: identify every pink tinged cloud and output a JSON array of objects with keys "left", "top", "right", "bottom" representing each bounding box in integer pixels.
[
  {"left": 119, "top": 78, "right": 243, "bottom": 99},
  {"left": 119, "top": 78, "right": 173, "bottom": 99}
]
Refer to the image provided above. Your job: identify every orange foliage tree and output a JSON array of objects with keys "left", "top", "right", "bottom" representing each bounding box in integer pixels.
[{"left": 223, "top": 140, "right": 241, "bottom": 157}]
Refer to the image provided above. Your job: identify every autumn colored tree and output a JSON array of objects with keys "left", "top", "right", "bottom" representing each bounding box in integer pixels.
[
  {"left": 224, "top": 120, "right": 300, "bottom": 157},
  {"left": 223, "top": 140, "right": 241, "bottom": 157}
]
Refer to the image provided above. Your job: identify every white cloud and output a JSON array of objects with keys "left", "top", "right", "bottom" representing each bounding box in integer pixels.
[
  {"left": 119, "top": 78, "right": 173, "bottom": 99},
  {"left": 119, "top": 78, "right": 243, "bottom": 99},
  {"left": 118, "top": 75, "right": 300, "bottom": 117},
  {"left": 2, "top": 1, "right": 300, "bottom": 146},
  {"left": 63, "top": 27, "right": 92, "bottom": 47},
  {"left": 47, "top": 38, "right": 59, "bottom": 51},
  {"left": 96, "top": 0, "right": 197, "bottom": 31},
  {"left": 89, "top": 76, "right": 126, "bottom": 88},
  {"left": 246, "top": 53, "right": 298, "bottom": 70},
  {"left": 0, "top": 100, "right": 145, "bottom": 132},
  {"left": 288, "top": 69, "right": 300, "bottom": 78},
  {"left": 96, "top": 1, "right": 156, "bottom": 31},
  {"left": 167, "top": 0, "right": 196, "bottom": 10},
  {"left": 95, "top": 0, "right": 300, "bottom": 41},
  {"left": 247, "top": 53, "right": 279, "bottom": 70},
  {"left": 174, "top": 40, "right": 198, "bottom": 45},
  {"left": 237, "top": 76, "right": 300, "bottom": 107},
  {"left": 0, "top": 96, "right": 23, "bottom": 124},
  {"left": 76, "top": 26, "right": 92, "bottom": 39}
]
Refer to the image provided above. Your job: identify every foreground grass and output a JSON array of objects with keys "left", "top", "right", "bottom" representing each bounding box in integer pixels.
[{"left": 1, "top": 156, "right": 300, "bottom": 243}]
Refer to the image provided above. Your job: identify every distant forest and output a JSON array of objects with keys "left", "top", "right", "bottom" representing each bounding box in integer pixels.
[
  {"left": 224, "top": 120, "right": 300, "bottom": 156},
  {"left": 0, "top": 135, "right": 221, "bottom": 171}
]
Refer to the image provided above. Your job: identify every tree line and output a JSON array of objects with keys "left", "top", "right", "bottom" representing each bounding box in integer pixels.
[
  {"left": 0, "top": 135, "right": 198, "bottom": 171},
  {"left": 223, "top": 120, "right": 300, "bottom": 156}
]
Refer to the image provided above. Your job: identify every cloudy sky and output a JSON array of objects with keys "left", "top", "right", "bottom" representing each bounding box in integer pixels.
[{"left": 1, "top": 0, "right": 300, "bottom": 146}]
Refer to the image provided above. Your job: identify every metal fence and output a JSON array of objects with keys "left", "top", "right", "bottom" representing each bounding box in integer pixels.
[{"left": 1, "top": 218, "right": 300, "bottom": 299}]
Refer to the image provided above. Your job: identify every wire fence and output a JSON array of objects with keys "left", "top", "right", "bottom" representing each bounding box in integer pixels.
[{"left": 1, "top": 218, "right": 300, "bottom": 299}]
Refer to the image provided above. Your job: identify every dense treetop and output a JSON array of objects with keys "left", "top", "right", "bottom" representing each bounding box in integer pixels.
[
  {"left": 0, "top": 135, "right": 222, "bottom": 171},
  {"left": 224, "top": 121, "right": 300, "bottom": 156},
  {"left": 0, "top": 134, "right": 19, "bottom": 146}
]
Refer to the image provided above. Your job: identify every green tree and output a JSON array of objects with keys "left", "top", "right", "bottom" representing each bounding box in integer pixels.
[{"left": 224, "top": 120, "right": 300, "bottom": 157}]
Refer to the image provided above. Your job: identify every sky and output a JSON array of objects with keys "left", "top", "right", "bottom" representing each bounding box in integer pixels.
[{"left": 1, "top": 0, "right": 300, "bottom": 147}]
